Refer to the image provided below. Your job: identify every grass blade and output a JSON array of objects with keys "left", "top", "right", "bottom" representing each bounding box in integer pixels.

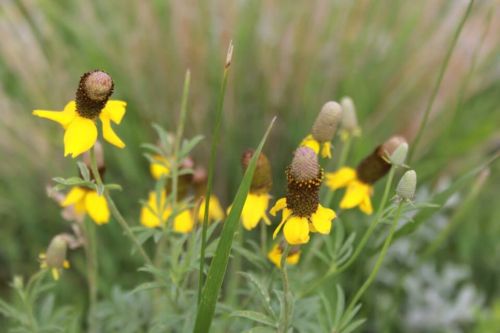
[{"left": 193, "top": 117, "right": 276, "bottom": 333}]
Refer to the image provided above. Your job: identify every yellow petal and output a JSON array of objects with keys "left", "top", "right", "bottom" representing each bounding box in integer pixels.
[
  {"left": 270, "top": 197, "right": 287, "bottom": 216},
  {"left": 100, "top": 114, "right": 125, "bottom": 148},
  {"left": 287, "top": 251, "right": 300, "bottom": 265},
  {"left": 51, "top": 268, "right": 60, "bottom": 280},
  {"left": 321, "top": 142, "right": 332, "bottom": 159},
  {"left": 272, "top": 208, "right": 293, "bottom": 239},
  {"left": 84, "top": 191, "right": 110, "bottom": 225},
  {"left": 61, "top": 187, "right": 86, "bottom": 207},
  {"left": 340, "top": 180, "right": 371, "bottom": 210},
  {"left": 241, "top": 193, "right": 270, "bottom": 230},
  {"left": 283, "top": 216, "right": 310, "bottom": 245},
  {"left": 267, "top": 245, "right": 283, "bottom": 268},
  {"left": 63, "top": 260, "right": 70, "bottom": 269},
  {"left": 359, "top": 194, "right": 374, "bottom": 215},
  {"left": 310, "top": 204, "right": 336, "bottom": 234},
  {"left": 32, "top": 101, "right": 77, "bottom": 129},
  {"left": 64, "top": 116, "right": 97, "bottom": 158},
  {"left": 101, "top": 100, "right": 127, "bottom": 124},
  {"left": 300, "top": 134, "right": 320, "bottom": 154},
  {"left": 140, "top": 191, "right": 168, "bottom": 228},
  {"left": 150, "top": 155, "right": 170, "bottom": 180},
  {"left": 200, "top": 195, "right": 224, "bottom": 222},
  {"left": 173, "top": 210, "right": 194, "bottom": 233},
  {"left": 325, "top": 167, "right": 357, "bottom": 190}
]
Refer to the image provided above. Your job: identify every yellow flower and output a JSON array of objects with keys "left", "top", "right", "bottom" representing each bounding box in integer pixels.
[
  {"left": 326, "top": 167, "right": 373, "bottom": 215},
  {"left": 267, "top": 244, "right": 300, "bottom": 268},
  {"left": 61, "top": 187, "right": 110, "bottom": 225},
  {"left": 150, "top": 155, "right": 170, "bottom": 180},
  {"left": 39, "top": 235, "right": 70, "bottom": 280},
  {"left": 301, "top": 134, "right": 332, "bottom": 159},
  {"left": 270, "top": 197, "right": 336, "bottom": 245},
  {"left": 228, "top": 193, "right": 272, "bottom": 230},
  {"left": 33, "top": 100, "right": 126, "bottom": 158},
  {"left": 140, "top": 191, "right": 194, "bottom": 233},
  {"left": 198, "top": 195, "right": 225, "bottom": 222}
]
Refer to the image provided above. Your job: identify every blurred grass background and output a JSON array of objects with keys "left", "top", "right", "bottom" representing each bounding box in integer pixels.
[{"left": 0, "top": 0, "right": 499, "bottom": 330}]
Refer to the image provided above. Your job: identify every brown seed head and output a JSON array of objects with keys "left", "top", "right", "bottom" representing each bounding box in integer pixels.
[
  {"left": 75, "top": 70, "right": 114, "bottom": 119},
  {"left": 241, "top": 149, "right": 273, "bottom": 193}
]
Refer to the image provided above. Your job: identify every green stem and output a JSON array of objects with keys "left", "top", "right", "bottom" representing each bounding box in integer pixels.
[
  {"left": 89, "top": 148, "right": 153, "bottom": 266},
  {"left": 198, "top": 43, "right": 232, "bottom": 302},
  {"left": 299, "top": 166, "right": 397, "bottom": 298},
  {"left": 344, "top": 202, "right": 404, "bottom": 315},
  {"left": 408, "top": 0, "right": 474, "bottom": 163},
  {"left": 279, "top": 244, "right": 291, "bottom": 333},
  {"left": 260, "top": 221, "right": 267, "bottom": 255},
  {"left": 84, "top": 217, "right": 98, "bottom": 333}
]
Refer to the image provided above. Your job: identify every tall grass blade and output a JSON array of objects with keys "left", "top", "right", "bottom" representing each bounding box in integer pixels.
[{"left": 193, "top": 117, "right": 276, "bottom": 333}]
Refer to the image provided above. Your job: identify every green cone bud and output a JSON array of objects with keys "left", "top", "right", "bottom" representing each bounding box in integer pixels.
[
  {"left": 389, "top": 142, "right": 409, "bottom": 166},
  {"left": 396, "top": 170, "right": 417, "bottom": 200},
  {"left": 340, "top": 96, "right": 360, "bottom": 135},
  {"left": 45, "top": 235, "right": 68, "bottom": 268},
  {"left": 311, "top": 101, "right": 342, "bottom": 142}
]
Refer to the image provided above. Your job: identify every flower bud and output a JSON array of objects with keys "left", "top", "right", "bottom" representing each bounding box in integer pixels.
[
  {"left": 242, "top": 149, "right": 273, "bottom": 193},
  {"left": 396, "top": 170, "right": 417, "bottom": 200},
  {"left": 311, "top": 101, "right": 342, "bottom": 143},
  {"left": 290, "top": 147, "right": 319, "bottom": 181},
  {"left": 76, "top": 70, "right": 114, "bottom": 119},
  {"left": 340, "top": 97, "right": 360, "bottom": 136},
  {"left": 389, "top": 142, "right": 409, "bottom": 166},
  {"left": 45, "top": 235, "right": 68, "bottom": 269}
]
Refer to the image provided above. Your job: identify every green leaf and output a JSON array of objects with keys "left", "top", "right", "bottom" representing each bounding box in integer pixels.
[
  {"left": 230, "top": 311, "right": 277, "bottom": 327},
  {"left": 179, "top": 135, "right": 204, "bottom": 158},
  {"left": 77, "top": 162, "right": 90, "bottom": 181},
  {"left": 193, "top": 117, "right": 276, "bottom": 333}
]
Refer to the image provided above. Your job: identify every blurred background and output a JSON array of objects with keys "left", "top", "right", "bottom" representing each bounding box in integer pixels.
[{"left": 0, "top": 0, "right": 499, "bottom": 331}]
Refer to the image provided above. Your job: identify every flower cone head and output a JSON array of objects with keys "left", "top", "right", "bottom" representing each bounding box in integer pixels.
[
  {"left": 290, "top": 147, "right": 319, "bottom": 182},
  {"left": 381, "top": 136, "right": 407, "bottom": 161},
  {"left": 76, "top": 70, "right": 114, "bottom": 119},
  {"left": 45, "top": 235, "right": 68, "bottom": 269},
  {"left": 396, "top": 170, "right": 417, "bottom": 200},
  {"left": 311, "top": 101, "right": 342, "bottom": 143},
  {"left": 340, "top": 96, "right": 360, "bottom": 138},
  {"left": 241, "top": 149, "right": 273, "bottom": 193}
]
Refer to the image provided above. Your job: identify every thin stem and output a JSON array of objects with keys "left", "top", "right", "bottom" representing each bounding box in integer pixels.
[
  {"left": 408, "top": 0, "right": 474, "bottom": 163},
  {"left": 279, "top": 244, "right": 291, "bottom": 333},
  {"left": 323, "top": 135, "right": 353, "bottom": 208},
  {"left": 89, "top": 148, "right": 153, "bottom": 266},
  {"left": 345, "top": 202, "right": 404, "bottom": 315},
  {"left": 198, "top": 41, "right": 233, "bottom": 302},
  {"left": 84, "top": 217, "right": 98, "bottom": 333},
  {"left": 260, "top": 222, "right": 267, "bottom": 255},
  {"left": 299, "top": 166, "right": 397, "bottom": 297}
]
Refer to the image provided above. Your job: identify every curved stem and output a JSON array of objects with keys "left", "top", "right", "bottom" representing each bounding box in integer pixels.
[
  {"left": 279, "top": 244, "right": 291, "bottom": 333},
  {"left": 344, "top": 202, "right": 404, "bottom": 315},
  {"left": 299, "top": 166, "right": 397, "bottom": 297},
  {"left": 89, "top": 148, "right": 153, "bottom": 266}
]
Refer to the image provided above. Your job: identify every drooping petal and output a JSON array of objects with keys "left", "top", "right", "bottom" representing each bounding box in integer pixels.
[
  {"left": 310, "top": 204, "right": 336, "bottom": 234},
  {"left": 100, "top": 113, "right": 125, "bottom": 148},
  {"left": 325, "top": 167, "right": 357, "bottom": 190},
  {"left": 270, "top": 197, "right": 287, "bottom": 216},
  {"left": 198, "top": 195, "right": 225, "bottom": 222},
  {"left": 64, "top": 116, "right": 98, "bottom": 158},
  {"left": 84, "top": 191, "right": 110, "bottom": 225},
  {"left": 287, "top": 251, "right": 301, "bottom": 265},
  {"left": 340, "top": 180, "right": 371, "bottom": 210},
  {"left": 150, "top": 155, "right": 170, "bottom": 180},
  {"left": 173, "top": 209, "right": 194, "bottom": 233},
  {"left": 140, "top": 191, "right": 168, "bottom": 228},
  {"left": 61, "top": 187, "right": 86, "bottom": 207},
  {"left": 300, "top": 134, "right": 320, "bottom": 154},
  {"left": 241, "top": 193, "right": 270, "bottom": 230},
  {"left": 359, "top": 192, "right": 374, "bottom": 215},
  {"left": 101, "top": 100, "right": 127, "bottom": 124},
  {"left": 283, "top": 216, "right": 310, "bottom": 245},
  {"left": 321, "top": 142, "right": 332, "bottom": 159},
  {"left": 32, "top": 101, "right": 77, "bottom": 129},
  {"left": 272, "top": 208, "right": 293, "bottom": 239}
]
